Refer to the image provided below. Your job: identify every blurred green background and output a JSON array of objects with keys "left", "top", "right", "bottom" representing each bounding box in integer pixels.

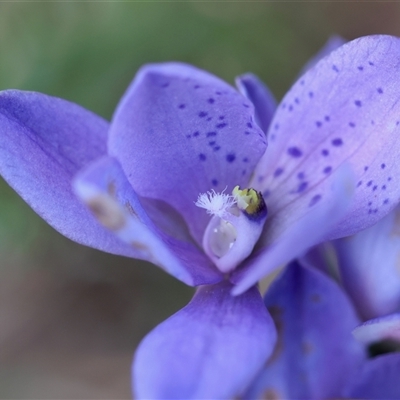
[{"left": 1, "top": 2, "right": 400, "bottom": 398}]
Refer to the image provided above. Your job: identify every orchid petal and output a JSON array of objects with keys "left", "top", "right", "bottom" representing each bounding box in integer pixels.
[
  {"left": 346, "top": 354, "right": 400, "bottom": 399},
  {"left": 232, "top": 164, "right": 353, "bottom": 294},
  {"left": 334, "top": 206, "right": 400, "bottom": 319},
  {"left": 133, "top": 280, "right": 276, "bottom": 399},
  {"left": 353, "top": 313, "right": 400, "bottom": 344},
  {"left": 0, "top": 90, "right": 137, "bottom": 257},
  {"left": 253, "top": 35, "right": 400, "bottom": 244},
  {"left": 74, "top": 156, "right": 222, "bottom": 286},
  {"left": 245, "top": 261, "right": 365, "bottom": 400},
  {"left": 236, "top": 73, "right": 277, "bottom": 134},
  {"left": 108, "top": 62, "right": 267, "bottom": 243}
]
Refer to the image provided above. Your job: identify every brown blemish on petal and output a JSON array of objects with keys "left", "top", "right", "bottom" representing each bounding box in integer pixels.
[
  {"left": 131, "top": 241, "right": 149, "bottom": 251},
  {"left": 310, "top": 293, "right": 321, "bottom": 303},
  {"left": 302, "top": 340, "right": 313, "bottom": 355},
  {"left": 125, "top": 201, "right": 138, "bottom": 218},
  {"left": 87, "top": 194, "right": 126, "bottom": 231},
  {"left": 266, "top": 305, "right": 284, "bottom": 364},
  {"left": 263, "top": 388, "right": 281, "bottom": 400}
]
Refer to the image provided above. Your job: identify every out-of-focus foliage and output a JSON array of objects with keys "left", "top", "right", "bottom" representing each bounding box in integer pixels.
[{"left": 1, "top": 2, "right": 400, "bottom": 398}]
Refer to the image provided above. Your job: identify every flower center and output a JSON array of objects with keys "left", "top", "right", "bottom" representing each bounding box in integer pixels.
[{"left": 195, "top": 185, "right": 267, "bottom": 273}]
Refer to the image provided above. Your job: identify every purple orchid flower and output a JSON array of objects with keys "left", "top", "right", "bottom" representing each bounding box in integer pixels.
[{"left": 1, "top": 35, "right": 400, "bottom": 398}]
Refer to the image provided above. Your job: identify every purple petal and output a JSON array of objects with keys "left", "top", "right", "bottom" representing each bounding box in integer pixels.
[
  {"left": 133, "top": 280, "right": 276, "bottom": 399},
  {"left": 232, "top": 164, "right": 353, "bottom": 294},
  {"left": 0, "top": 90, "right": 137, "bottom": 257},
  {"left": 254, "top": 35, "right": 400, "bottom": 242},
  {"left": 74, "top": 156, "right": 222, "bottom": 286},
  {"left": 299, "top": 35, "right": 347, "bottom": 76},
  {"left": 353, "top": 313, "right": 400, "bottom": 344},
  {"left": 245, "top": 261, "right": 366, "bottom": 400},
  {"left": 108, "top": 63, "right": 267, "bottom": 243},
  {"left": 334, "top": 207, "right": 400, "bottom": 319},
  {"left": 346, "top": 354, "right": 400, "bottom": 399},
  {"left": 236, "top": 73, "right": 277, "bottom": 134}
]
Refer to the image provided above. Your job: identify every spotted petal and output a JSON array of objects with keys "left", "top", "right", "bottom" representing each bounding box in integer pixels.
[
  {"left": 133, "top": 280, "right": 276, "bottom": 399},
  {"left": 0, "top": 90, "right": 137, "bottom": 257},
  {"left": 108, "top": 63, "right": 267, "bottom": 243},
  {"left": 234, "top": 35, "right": 400, "bottom": 293},
  {"left": 245, "top": 261, "right": 365, "bottom": 400},
  {"left": 74, "top": 156, "right": 222, "bottom": 286},
  {"left": 334, "top": 206, "right": 400, "bottom": 319}
]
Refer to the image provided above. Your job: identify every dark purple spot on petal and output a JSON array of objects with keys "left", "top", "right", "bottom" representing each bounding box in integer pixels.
[
  {"left": 354, "top": 100, "right": 362, "bottom": 107},
  {"left": 373, "top": 185, "right": 378, "bottom": 191},
  {"left": 297, "top": 172, "right": 305, "bottom": 180},
  {"left": 193, "top": 131, "right": 200, "bottom": 137},
  {"left": 199, "top": 153, "right": 206, "bottom": 161},
  {"left": 219, "top": 115, "right": 225, "bottom": 120},
  {"left": 208, "top": 98, "right": 215, "bottom": 104},
  {"left": 274, "top": 168, "right": 284, "bottom": 178},
  {"left": 309, "top": 195, "right": 321, "bottom": 207},
  {"left": 321, "top": 149, "right": 329, "bottom": 156},
  {"left": 382, "top": 185, "right": 387, "bottom": 190},
  {"left": 357, "top": 181, "right": 362, "bottom": 187},
  {"left": 297, "top": 182, "right": 308, "bottom": 193},
  {"left": 199, "top": 111, "right": 207, "bottom": 118},
  {"left": 161, "top": 82, "right": 169, "bottom": 88},
  {"left": 243, "top": 157, "right": 249, "bottom": 163},
  {"left": 214, "top": 146, "right": 220, "bottom": 151},
  {"left": 274, "top": 123, "right": 279, "bottom": 130},
  {"left": 206, "top": 117, "right": 212, "bottom": 121},
  {"left": 208, "top": 141, "right": 216, "bottom": 146},
  {"left": 288, "top": 105, "right": 293, "bottom": 112},
  {"left": 324, "top": 115, "right": 330, "bottom": 122},
  {"left": 323, "top": 166, "right": 332, "bottom": 174},
  {"left": 295, "top": 98, "right": 300, "bottom": 104},
  {"left": 186, "top": 134, "right": 191, "bottom": 139},
  {"left": 244, "top": 131, "right": 251, "bottom": 135},
  {"left": 287, "top": 147, "right": 302, "bottom": 157},
  {"left": 179, "top": 104, "right": 186, "bottom": 109},
  {"left": 242, "top": 169, "right": 246, "bottom": 176},
  {"left": 332, "top": 138, "right": 343, "bottom": 146},
  {"left": 308, "top": 91, "right": 314, "bottom": 98},
  {"left": 212, "top": 179, "right": 218, "bottom": 186},
  {"left": 381, "top": 163, "right": 386, "bottom": 169},
  {"left": 358, "top": 66, "right": 364, "bottom": 71},
  {"left": 364, "top": 166, "right": 369, "bottom": 171},
  {"left": 388, "top": 177, "right": 392, "bottom": 181},
  {"left": 194, "top": 84, "right": 200, "bottom": 89},
  {"left": 243, "top": 103, "right": 250, "bottom": 108},
  {"left": 316, "top": 121, "right": 322, "bottom": 128},
  {"left": 368, "top": 201, "right": 372, "bottom": 206},
  {"left": 226, "top": 153, "right": 236, "bottom": 163},
  {"left": 216, "top": 122, "right": 227, "bottom": 129},
  {"left": 332, "top": 65, "right": 339, "bottom": 72},
  {"left": 348, "top": 122, "right": 356, "bottom": 128},
  {"left": 367, "top": 180, "right": 373, "bottom": 187},
  {"left": 207, "top": 131, "right": 217, "bottom": 137},
  {"left": 300, "top": 80, "right": 305, "bottom": 85},
  {"left": 369, "top": 61, "right": 374, "bottom": 66},
  {"left": 377, "top": 88, "right": 383, "bottom": 94},
  {"left": 384, "top": 198, "right": 389, "bottom": 205},
  {"left": 247, "top": 122, "right": 253, "bottom": 129}
]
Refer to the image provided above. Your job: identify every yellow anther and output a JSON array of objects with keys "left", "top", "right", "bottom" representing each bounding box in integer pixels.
[{"left": 232, "top": 185, "right": 265, "bottom": 215}]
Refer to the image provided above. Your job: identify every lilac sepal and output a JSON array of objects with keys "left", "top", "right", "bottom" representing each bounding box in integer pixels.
[
  {"left": 353, "top": 313, "right": 400, "bottom": 344},
  {"left": 132, "top": 280, "right": 276, "bottom": 399},
  {"left": 235, "top": 73, "right": 277, "bottom": 134},
  {"left": 245, "top": 261, "right": 366, "bottom": 400},
  {"left": 231, "top": 165, "right": 353, "bottom": 294},
  {"left": 74, "top": 156, "right": 222, "bottom": 286},
  {"left": 299, "top": 35, "right": 346, "bottom": 76},
  {"left": 108, "top": 62, "right": 267, "bottom": 244},
  {"left": 253, "top": 36, "right": 400, "bottom": 242},
  {"left": 0, "top": 90, "right": 137, "bottom": 257},
  {"left": 345, "top": 353, "right": 400, "bottom": 399},
  {"left": 334, "top": 207, "right": 400, "bottom": 319}
]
